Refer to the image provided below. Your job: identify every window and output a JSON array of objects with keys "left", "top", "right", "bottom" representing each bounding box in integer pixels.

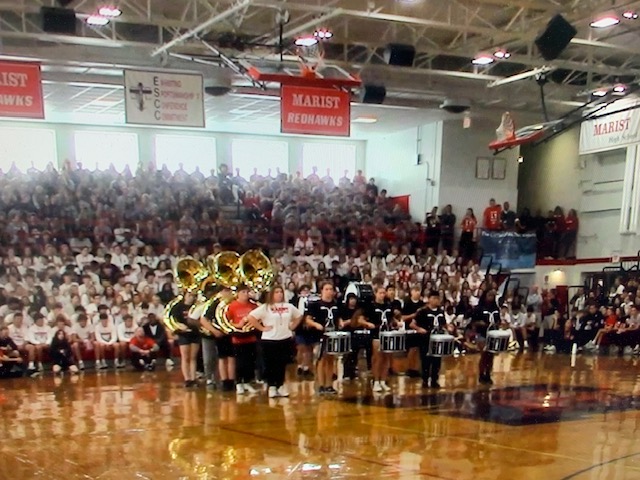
[
  {"left": 0, "top": 127, "right": 57, "bottom": 172},
  {"left": 302, "top": 142, "right": 357, "bottom": 181},
  {"left": 155, "top": 134, "right": 217, "bottom": 174},
  {"left": 231, "top": 138, "right": 289, "bottom": 178},
  {"left": 74, "top": 131, "right": 139, "bottom": 172}
]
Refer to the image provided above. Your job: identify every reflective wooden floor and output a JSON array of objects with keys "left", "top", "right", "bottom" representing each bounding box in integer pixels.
[{"left": 2, "top": 353, "right": 640, "bottom": 479}]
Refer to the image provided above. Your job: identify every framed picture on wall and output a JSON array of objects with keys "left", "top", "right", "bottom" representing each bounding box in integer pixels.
[
  {"left": 492, "top": 158, "right": 506, "bottom": 180},
  {"left": 476, "top": 157, "right": 491, "bottom": 179}
]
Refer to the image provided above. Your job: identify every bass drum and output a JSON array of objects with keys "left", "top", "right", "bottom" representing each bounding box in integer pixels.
[{"left": 344, "top": 282, "right": 374, "bottom": 304}]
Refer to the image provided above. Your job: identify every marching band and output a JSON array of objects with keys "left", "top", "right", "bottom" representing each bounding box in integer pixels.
[{"left": 164, "top": 251, "right": 509, "bottom": 396}]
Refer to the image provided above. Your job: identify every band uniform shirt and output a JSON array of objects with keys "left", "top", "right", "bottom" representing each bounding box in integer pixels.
[
  {"left": 402, "top": 299, "right": 425, "bottom": 328},
  {"left": 414, "top": 307, "right": 446, "bottom": 335},
  {"left": 306, "top": 300, "right": 339, "bottom": 334},
  {"left": 365, "top": 301, "right": 393, "bottom": 337},
  {"left": 250, "top": 303, "right": 302, "bottom": 341}
]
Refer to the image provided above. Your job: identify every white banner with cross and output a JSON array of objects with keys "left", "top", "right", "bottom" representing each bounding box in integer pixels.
[{"left": 124, "top": 70, "right": 205, "bottom": 128}]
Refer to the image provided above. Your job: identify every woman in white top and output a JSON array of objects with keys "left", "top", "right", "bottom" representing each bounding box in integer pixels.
[{"left": 248, "top": 285, "right": 304, "bottom": 398}]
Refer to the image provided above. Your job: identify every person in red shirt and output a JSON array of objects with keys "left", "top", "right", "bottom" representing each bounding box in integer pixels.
[
  {"left": 226, "top": 285, "right": 259, "bottom": 395},
  {"left": 560, "top": 209, "right": 579, "bottom": 259},
  {"left": 459, "top": 208, "right": 477, "bottom": 259},
  {"left": 129, "top": 327, "right": 159, "bottom": 371},
  {"left": 483, "top": 199, "right": 502, "bottom": 230}
]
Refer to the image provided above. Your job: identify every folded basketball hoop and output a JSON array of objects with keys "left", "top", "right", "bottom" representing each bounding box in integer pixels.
[{"left": 489, "top": 118, "right": 562, "bottom": 152}]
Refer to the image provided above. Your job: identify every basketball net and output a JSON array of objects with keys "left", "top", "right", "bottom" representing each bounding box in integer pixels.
[
  {"left": 296, "top": 43, "right": 325, "bottom": 79},
  {"left": 496, "top": 111, "right": 516, "bottom": 141}
]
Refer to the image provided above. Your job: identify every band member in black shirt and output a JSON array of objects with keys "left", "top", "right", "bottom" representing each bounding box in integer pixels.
[
  {"left": 339, "top": 293, "right": 360, "bottom": 379},
  {"left": 401, "top": 286, "right": 425, "bottom": 378},
  {"left": 471, "top": 290, "right": 500, "bottom": 385},
  {"left": 170, "top": 291, "right": 200, "bottom": 387},
  {"left": 411, "top": 290, "right": 445, "bottom": 388},
  {"left": 366, "top": 286, "right": 395, "bottom": 393},
  {"left": 305, "top": 281, "right": 339, "bottom": 394}
]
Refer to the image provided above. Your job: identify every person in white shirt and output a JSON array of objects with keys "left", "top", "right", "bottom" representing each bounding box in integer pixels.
[
  {"left": 109, "top": 245, "right": 129, "bottom": 270},
  {"left": 248, "top": 285, "right": 304, "bottom": 398},
  {"left": 71, "top": 313, "right": 94, "bottom": 370},
  {"left": 117, "top": 315, "right": 137, "bottom": 364},
  {"left": 147, "top": 295, "right": 165, "bottom": 319},
  {"left": 26, "top": 314, "right": 51, "bottom": 373},
  {"left": 75, "top": 247, "right": 94, "bottom": 270},
  {"left": 94, "top": 313, "right": 121, "bottom": 369},
  {"left": 8, "top": 313, "right": 29, "bottom": 356}
]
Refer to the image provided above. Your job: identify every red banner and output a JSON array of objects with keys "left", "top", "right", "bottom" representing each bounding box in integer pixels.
[
  {"left": 0, "top": 61, "right": 44, "bottom": 119},
  {"left": 281, "top": 85, "right": 350, "bottom": 137}
]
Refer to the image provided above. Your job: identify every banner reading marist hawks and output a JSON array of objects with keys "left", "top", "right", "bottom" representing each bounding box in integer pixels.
[
  {"left": 280, "top": 85, "right": 351, "bottom": 137},
  {"left": 0, "top": 61, "right": 44, "bottom": 119}
]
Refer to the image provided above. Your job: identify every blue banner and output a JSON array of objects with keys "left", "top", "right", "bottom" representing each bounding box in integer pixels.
[{"left": 479, "top": 231, "right": 537, "bottom": 269}]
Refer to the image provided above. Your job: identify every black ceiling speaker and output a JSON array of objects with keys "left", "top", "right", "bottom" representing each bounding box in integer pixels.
[
  {"left": 384, "top": 43, "right": 416, "bottom": 67},
  {"left": 360, "top": 84, "right": 386, "bottom": 104},
  {"left": 41, "top": 7, "right": 77, "bottom": 35},
  {"left": 535, "top": 14, "right": 577, "bottom": 61}
]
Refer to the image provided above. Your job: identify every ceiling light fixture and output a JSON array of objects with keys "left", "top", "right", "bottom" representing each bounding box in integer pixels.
[
  {"left": 590, "top": 15, "right": 620, "bottom": 28},
  {"left": 352, "top": 116, "right": 378, "bottom": 124},
  {"left": 294, "top": 35, "right": 319, "bottom": 47},
  {"left": 613, "top": 84, "right": 627, "bottom": 93},
  {"left": 592, "top": 88, "right": 608, "bottom": 97},
  {"left": 314, "top": 28, "right": 333, "bottom": 40},
  {"left": 98, "top": 6, "right": 122, "bottom": 17},
  {"left": 623, "top": 11, "right": 639, "bottom": 20},
  {"left": 472, "top": 53, "right": 494, "bottom": 65},
  {"left": 86, "top": 15, "right": 110, "bottom": 26},
  {"left": 493, "top": 49, "right": 511, "bottom": 59}
]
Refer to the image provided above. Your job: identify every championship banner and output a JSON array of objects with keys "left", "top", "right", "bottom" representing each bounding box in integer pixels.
[
  {"left": 124, "top": 70, "right": 205, "bottom": 128},
  {"left": 0, "top": 61, "right": 44, "bottom": 119},
  {"left": 579, "top": 100, "right": 640, "bottom": 154},
  {"left": 280, "top": 85, "right": 350, "bottom": 137},
  {"left": 479, "top": 231, "right": 537, "bottom": 270}
]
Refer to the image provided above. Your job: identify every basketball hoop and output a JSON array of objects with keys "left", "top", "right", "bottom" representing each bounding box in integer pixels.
[{"left": 296, "top": 41, "right": 325, "bottom": 79}]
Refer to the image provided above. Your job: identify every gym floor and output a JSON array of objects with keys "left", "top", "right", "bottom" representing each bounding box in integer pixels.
[{"left": 1, "top": 353, "right": 640, "bottom": 479}]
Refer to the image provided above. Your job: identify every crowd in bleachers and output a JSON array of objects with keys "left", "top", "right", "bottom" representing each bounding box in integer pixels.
[{"left": 0, "top": 161, "right": 587, "bottom": 378}]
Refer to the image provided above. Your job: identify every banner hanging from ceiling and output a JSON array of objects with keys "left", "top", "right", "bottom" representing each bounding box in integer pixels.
[
  {"left": 579, "top": 100, "right": 640, "bottom": 154},
  {"left": 124, "top": 70, "right": 205, "bottom": 128},
  {"left": 0, "top": 61, "right": 44, "bottom": 119},
  {"left": 280, "top": 85, "right": 351, "bottom": 137}
]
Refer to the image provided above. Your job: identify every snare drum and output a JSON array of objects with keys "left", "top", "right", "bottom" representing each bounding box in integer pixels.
[
  {"left": 486, "top": 330, "right": 511, "bottom": 353},
  {"left": 380, "top": 331, "right": 406, "bottom": 353},
  {"left": 324, "top": 331, "right": 352, "bottom": 355},
  {"left": 352, "top": 329, "right": 372, "bottom": 351},
  {"left": 428, "top": 334, "right": 454, "bottom": 357}
]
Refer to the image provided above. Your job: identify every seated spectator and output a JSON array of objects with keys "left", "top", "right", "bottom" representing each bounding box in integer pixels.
[
  {"left": 129, "top": 327, "right": 158, "bottom": 371},
  {"left": 94, "top": 312, "right": 121, "bottom": 369},
  {"left": 26, "top": 313, "right": 51, "bottom": 374},
  {"left": 49, "top": 328, "right": 78, "bottom": 375},
  {"left": 143, "top": 313, "right": 174, "bottom": 366},
  {"left": 0, "top": 326, "right": 24, "bottom": 377}
]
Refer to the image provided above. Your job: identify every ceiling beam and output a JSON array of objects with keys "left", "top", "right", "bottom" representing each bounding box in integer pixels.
[{"left": 151, "top": 0, "right": 253, "bottom": 57}]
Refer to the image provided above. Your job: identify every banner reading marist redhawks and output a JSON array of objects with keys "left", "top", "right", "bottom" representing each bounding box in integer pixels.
[
  {"left": 0, "top": 61, "right": 44, "bottom": 119},
  {"left": 280, "top": 85, "right": 351, "bottom": 137}
]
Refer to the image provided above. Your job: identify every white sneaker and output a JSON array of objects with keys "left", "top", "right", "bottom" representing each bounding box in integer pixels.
[
  {"left": 380, "top": 381, "right": 391, "bottom": 392},
  {"left": 52, "top": 364, "right": 61, "bottom": 374},
  {"left": 69, "top": 365, "right": 79, "bottom": 374},
  {"left": 244, "top": 383, "right": 258, "bottom": 394},
  {"left": 78, "top": 360, "right": 85, "bottom": 370},
  {"left": 624, "top": 346, "right": 634, "bottom": 355},
  {"left": 373, "top": 381, "right": 382, "bottom": 392},
  {"left": 268, "top": 386, "right": 278, "bottom": 398},
  {"left": 28, "top": 362, "right": 35, "bottom": 370},
  {"left": 236, "top": 383, "right": 246, "bottom": 395},
  {"left": 166, "top": 358, "right": 175, "bottom": 367},
  {"left": 277, "top": 385, "right": 290, "bottom": 397},
  {"left": 37, "top": 362, "right": 44, "bottom": 372}
]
